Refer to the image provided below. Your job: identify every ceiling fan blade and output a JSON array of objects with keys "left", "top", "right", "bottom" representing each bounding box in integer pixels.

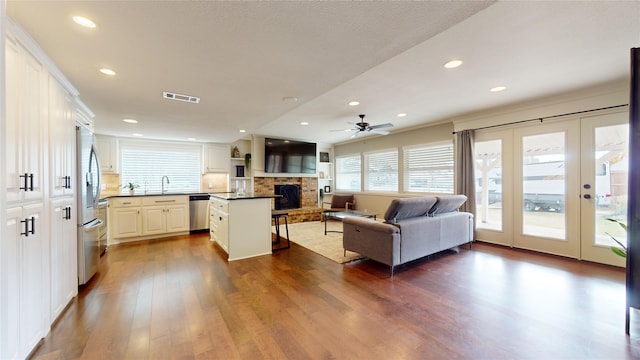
[
  {"left": 369, "top": 123, "right": 394, "bottom": 130},
  {"left": 350, "top": 131, "right": 361, "bottom": 138},
  {"left": 369, "top": 129, "right": 390, "bottom": 135}
]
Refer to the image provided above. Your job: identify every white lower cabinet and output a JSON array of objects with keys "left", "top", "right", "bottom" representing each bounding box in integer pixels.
[
  {"left": 141, "top": 196, "right": 189, "bottom": 235},
  {"left": 109, "top": 197, "right": 143, "bottom": 240},
  {"left": 209, "top": 196, "right": 271, "bottom": 261},
  {"left": 49, "top": 198, "right": 78, "bottom": 322},
  {"left": 109, "top": 195, "right": 189, "bottom": 242},
  {"left": 6, "top": 203, "right": 47, "bottom": 360}
]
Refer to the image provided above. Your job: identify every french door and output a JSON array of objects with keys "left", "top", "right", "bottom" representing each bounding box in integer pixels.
[
  {"left": 474, "top": 110, "right": 628, "bottom": 266},
  {"left": 579, "top": 112, "right": 628, "bottom": 266}
]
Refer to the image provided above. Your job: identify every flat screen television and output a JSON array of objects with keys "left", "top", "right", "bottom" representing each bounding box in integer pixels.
[{"left": 265, "top": 138, "right": 317, "bottom": 174}]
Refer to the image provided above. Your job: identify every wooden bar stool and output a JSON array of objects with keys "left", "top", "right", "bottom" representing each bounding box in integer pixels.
[{"left": 271, "top": 209, "right": 290, "bottom": 250}]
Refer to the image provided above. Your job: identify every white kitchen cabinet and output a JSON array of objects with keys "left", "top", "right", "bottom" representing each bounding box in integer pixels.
[
  {"left": 209, "top": 199, "right": 229, "bottom": 252},
  {"left": 141, "top": 196, "right": 189, "bottom": 235},
  {"left": 6, "top": 203, "right": 47, "bottom": 360},
  {"left": 96, "top": 135, "right": 118, "bottom": 173},
  {"left": 48, "top": 76, "right": 76, "bottom": 197},
  {"left": 209, "top": 195, "right": 271, "bottom": 261},
  {"left": 49, "top": 198, "right": 77, "bottom": 322},
  {"left": 5, "top": 34, "right": 46, "bottom": 204},
  {"left": 108, "top": 197, "right": 143, "bottom": 239},
  {"left": 109, "top": 196, "right": 189, "bottom": 242},
  {"left": 204, "top": 144, "right": 229, "bottom": 173}
]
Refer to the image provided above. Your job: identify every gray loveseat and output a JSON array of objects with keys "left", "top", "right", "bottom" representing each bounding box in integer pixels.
[{"left": 343, "top": 195, "right": 474, "bottom": 275}]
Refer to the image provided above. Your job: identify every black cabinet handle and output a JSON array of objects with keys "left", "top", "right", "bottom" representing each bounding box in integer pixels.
[
  {"left": 29, "top": 217, "right": 35, "bottom": 235},
  {"left": 20, "top": 217, "right": 35, "bottom": 236},
  {"left": 20, "top": 219, "right": 29, "bottom": 236},
  {"left": 29, "top": 174, "right": 34, "bottom": 191},
  {"left": 63, "top": 206, "right": 71, "bottom": 220},
  {"left": 19, "top": 173, "right": 28, "bottom": 190}
]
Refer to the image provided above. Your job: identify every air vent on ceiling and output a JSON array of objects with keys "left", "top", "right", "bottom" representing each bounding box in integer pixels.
[{"left": 163, "top": 91, "right": 200, "bottom": 104}]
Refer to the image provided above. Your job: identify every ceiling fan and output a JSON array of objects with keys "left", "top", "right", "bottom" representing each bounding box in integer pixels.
[{"left": 332, "top": 114, "right": 394, "bottom": 138}]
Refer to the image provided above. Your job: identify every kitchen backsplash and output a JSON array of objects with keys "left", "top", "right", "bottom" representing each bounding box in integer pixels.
[{"left": 100, "top": 173, "right": 228, "bottom": 197}]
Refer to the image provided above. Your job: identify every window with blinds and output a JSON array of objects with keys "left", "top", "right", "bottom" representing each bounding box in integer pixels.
[
  {"left": 120, "top": 140, "right": 202, "bottom": 193},
  {"left": 364, "top": 149, "right": 398, "bottom": 192},
  {"left": 403, "top": 142, "right": 454, "bottom": 193},
  {"left": 335, "top": 154, "right": 361, "bottom": 191}
]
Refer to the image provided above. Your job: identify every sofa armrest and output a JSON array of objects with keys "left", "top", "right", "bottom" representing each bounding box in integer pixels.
[{"left": 343, "top": 216, "right": 400, "bottom": 266}]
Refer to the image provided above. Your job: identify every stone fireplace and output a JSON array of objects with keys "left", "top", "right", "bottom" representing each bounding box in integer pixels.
[{"left": 254, "top": 176, "right": 318, "bottom": 209}]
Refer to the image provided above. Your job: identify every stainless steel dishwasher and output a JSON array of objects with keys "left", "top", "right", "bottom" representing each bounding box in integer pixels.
[{"left": 189, "top": 194, "right": 210, "bottom": 233}]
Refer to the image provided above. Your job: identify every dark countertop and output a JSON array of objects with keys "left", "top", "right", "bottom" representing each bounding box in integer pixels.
[
  {"left": 101, "top": 192, "right": 215, "bottom": 200},
  {"left": 209, "top": 192, "right": 281, "bottom": 201}
]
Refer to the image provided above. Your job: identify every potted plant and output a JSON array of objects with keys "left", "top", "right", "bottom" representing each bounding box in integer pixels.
[
  {"left": 245, "top": 153, "right": 251, "bottom": 171},
  {"left": 606, "top": 217, "right": 627, "bottom": 258},
  {"left": 123, "top": 182, "right": 139, "bottom": 195}
]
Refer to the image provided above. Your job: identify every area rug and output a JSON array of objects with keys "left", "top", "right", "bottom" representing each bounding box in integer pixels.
[{"left": 272, "top": 221, "right": 364, "bottom": 264}]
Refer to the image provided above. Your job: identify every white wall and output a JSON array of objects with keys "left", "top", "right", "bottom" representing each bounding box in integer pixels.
[{"left": 332, "top": 80, "right": 629, "bottom": 220}]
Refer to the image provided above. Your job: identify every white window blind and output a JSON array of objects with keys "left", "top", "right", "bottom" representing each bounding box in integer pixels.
[
  {"left": 364, "top": 149, "right": 398, "bottom": 192},
  {"left": 403, "top": 142, "right": 454, "bottom": 193},
  {"left": 120, "top": 140, "right": 201, "bottom": 193},
  {"left": 335, "top": 154, "right": 361, "bottom": 191}
]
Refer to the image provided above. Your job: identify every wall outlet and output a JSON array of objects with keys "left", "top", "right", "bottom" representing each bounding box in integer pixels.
[{"left": 208, "top": 183, "right": 213, "bottom": 189}]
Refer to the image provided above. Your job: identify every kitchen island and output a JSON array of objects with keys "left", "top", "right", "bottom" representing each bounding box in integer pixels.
[{"left": 209, "top": 193, "right": 278, "bottom": 261}]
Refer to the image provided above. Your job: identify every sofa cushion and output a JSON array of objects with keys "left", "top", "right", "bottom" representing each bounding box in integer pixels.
[
  {"left": 384, "top": 196, "right": 437, "bottom": 223},
  {"left": 428, "top": 195, "right": 468, "bottom": 216}
]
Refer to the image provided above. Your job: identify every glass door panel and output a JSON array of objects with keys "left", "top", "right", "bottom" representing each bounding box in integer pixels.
[
  {"left": 594, "top": 124, "right": 628, "bottom": 247},
  {"left": 521, "top": 132, "right": 566, "bottom": 240},
  {"left": 475, "top": 139, "right": 503, "bottom": 231}
]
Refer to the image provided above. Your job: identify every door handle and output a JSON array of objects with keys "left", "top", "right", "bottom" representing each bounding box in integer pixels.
[{"left": 584, "top": 194, "right": 592, "bottom": 199}]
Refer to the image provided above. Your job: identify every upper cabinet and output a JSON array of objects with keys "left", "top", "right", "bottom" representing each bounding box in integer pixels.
[
  {"left": 48, "top": 76, "right": 75, "bottom": 197},
  {"left": 96, "top": 135, "right": 119, "bottom": 173},
  {"left": 5, "top": 35, "right": 46, "bottom": 204},
  {"left": 204, "top": 144, "right": 229, "bottom": 173}
]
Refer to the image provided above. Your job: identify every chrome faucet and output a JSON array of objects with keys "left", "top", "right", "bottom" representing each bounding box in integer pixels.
[{"left": 161, "top": 176, "right": 170, "bottom": 193}]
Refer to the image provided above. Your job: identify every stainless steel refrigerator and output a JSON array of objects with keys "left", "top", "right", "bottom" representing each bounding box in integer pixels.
[{"left": 76, "top": 124, "right": 102, "bottom": 285}]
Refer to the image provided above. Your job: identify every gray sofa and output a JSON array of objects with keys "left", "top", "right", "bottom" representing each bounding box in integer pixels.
[{"left": 343, "top": 195, "right": 474, "bottom": 275}]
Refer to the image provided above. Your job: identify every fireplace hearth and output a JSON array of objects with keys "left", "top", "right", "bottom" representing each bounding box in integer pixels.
[{"left": 274, "top": 184, "right": 301, "bottom": 210}]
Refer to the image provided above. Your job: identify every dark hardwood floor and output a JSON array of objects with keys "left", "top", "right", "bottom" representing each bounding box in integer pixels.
[{"left": 31, "top": 233, "right": 640, "bottom": 359}]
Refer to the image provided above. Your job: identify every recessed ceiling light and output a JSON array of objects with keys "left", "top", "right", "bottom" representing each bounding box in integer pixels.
[
  {"left": 187, "top": 137, "right": 196, "bottom": 141},
  {"left": 123, "top": 118, "right": 138, "bottom": 124},
  {"left": 72, "top": 16, "right": 96, "bottom": 28},
  {"left": 132, "top": 133, "right": 143, "bottom": 137},
  {"left": 490, "top": 86, "right": 507, "bottom": 92},
  {"left": 397, "top": 113, "right": 407, "bottom": 118},
  {"left": 300, "top": 122, "right": 309, "bottom": 126},
  {"left": 444, "top": 59, "right": 463, "bottom": 69},
  {"left": 282, "top": 97, "right": 298, "bottom": 102},
  {"left": 348, "top": 101, "right": 360, "bottom": 106},
  {"left": 239, "top": 129, "right": 246, "bottom": 133},
  {"left": 99, "top": 68, "right": 116, "bottom": 76}
]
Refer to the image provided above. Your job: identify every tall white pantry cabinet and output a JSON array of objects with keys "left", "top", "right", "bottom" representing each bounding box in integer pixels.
[{"left": 3, "top": 20, "right": 88, "bottom": 359}]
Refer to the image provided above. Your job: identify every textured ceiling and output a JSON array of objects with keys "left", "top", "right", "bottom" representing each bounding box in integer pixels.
[{"left": 6, "top": 1, "right": 640, "bottom": 145}]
